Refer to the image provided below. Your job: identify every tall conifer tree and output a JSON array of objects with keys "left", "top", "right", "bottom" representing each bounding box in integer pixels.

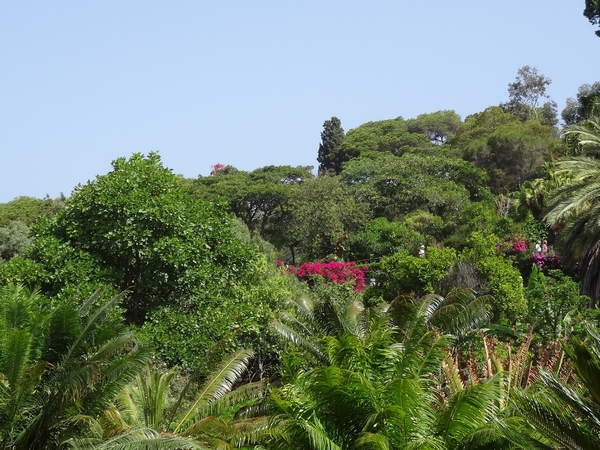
[{"left": 317, "top": 116, "right": 346, "bottom": 175}]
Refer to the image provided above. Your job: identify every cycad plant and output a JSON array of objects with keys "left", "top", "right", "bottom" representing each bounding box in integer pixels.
[
  {"left": 515, "top": 323, "right": 600, "bottom": 449},
  {"left": 243, "top": 289, "right": 547, "bottom": 449},
  {"left": 78, "top": 348, "right": 265, "bottom": 450},
  {"left": 0, "top": 284, "right": 151, "bottom": 450}
]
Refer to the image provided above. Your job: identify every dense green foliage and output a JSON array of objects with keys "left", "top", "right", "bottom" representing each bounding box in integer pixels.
[
  {"left": 189, "top": 164, "right": 313, "bottom": 244},
  {"left": 0, "top": 195, "right": 64, "bottom": 227},
  {"left": 5, "top": 60, "right": 600, "bottom": 447}
]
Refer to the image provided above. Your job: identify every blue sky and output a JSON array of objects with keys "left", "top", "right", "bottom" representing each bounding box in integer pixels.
[{"left": 1, "top": 1, "right": 599, "bottom": 203}]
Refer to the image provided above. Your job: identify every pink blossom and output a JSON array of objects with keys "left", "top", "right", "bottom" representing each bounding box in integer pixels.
[{"left": 293, "top": 260, "right": 369, "bottom": 292}]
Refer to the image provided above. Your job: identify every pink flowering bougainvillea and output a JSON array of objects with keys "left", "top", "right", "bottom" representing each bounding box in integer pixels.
[
  {"left": 278, "top": 260, "right": 369, "bottom": 292},
  {"left": 530, "top": 251, "right": 562, "bottom": 270},
  {"left": 511, "top": 235, "right": 529, "bottom": 253}
]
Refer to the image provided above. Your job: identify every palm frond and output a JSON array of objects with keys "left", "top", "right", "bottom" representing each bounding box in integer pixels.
[
  {"left": 354, "top": 431, "right": 391, "bottom": 450},
  {"left": 68, "top": 426, "right": 210, "bottom": 450},
  {"left": 436, "top": 373, "right": 503, "bottom": 445},
  {"left": 271, "top": 320, "right": 328, "bottom": 364},
  {"left": 172, "top": 349, "right": 253, "bottom": 433},
  {"left": 514, "top": 388, "right": 600, "bottom": 450},
  {"left": 202, "top": 380, "right": 267, "bottom": 418}
]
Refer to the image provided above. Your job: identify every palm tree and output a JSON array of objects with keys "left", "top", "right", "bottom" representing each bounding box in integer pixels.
[
  {"left": 541, "top": 113, "right": 600, "bottom": 307},
  {"left": 544, "top": 156, "right": 600, "bottom": 306},
  {"left": 563, "top": 114, "right": 600, "bottom": 157},
  {"left": 0, "top": 285, "right": 151, "bottom": 450},
  {"left": 511, "top": 162, "right": 574, "bottom": 220}
]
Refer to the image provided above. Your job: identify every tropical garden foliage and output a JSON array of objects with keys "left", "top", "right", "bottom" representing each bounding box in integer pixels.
[{"left": 4, "top": 57, "right": 600, "bottom": 448}]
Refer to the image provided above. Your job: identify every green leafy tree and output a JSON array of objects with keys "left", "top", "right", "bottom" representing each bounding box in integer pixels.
[
  {"left": 346, "top": 217, "right": 424, "bottom": 261},
  {"left": 500, "top": 65, "right": 558, "bottom": 126},
  {"left": 191, "top": 164, "right": 313, "bottom": 243},
  {"left": 340, "top": 153, "right": 486, "bottom": 221},
  {"left": 140, "top": 245, "right": 292, "bottom": 369},
  {"left": 317, "top": 116, "right": 347, "bottom": 175},
  {"left": 544, "top": 156, "right": 600, "bottom": 307},
  {"left": 543, "top": 119, "right": 600, "bottom": 307},
  {"left": 0, "top": 195, "right": 65, "bottom": 227},
  {"left": 462, "top": 120, "right": 563, "bottom": 193},
  {"left": 562, "top": 81, "right": 600, "bottom": 124},
  {"left": 81, "top": 350, "right": 261, "bottom": 450},
  {"left": 515, "top": 323, "right": 600, "bottom": 449},
  {"left": 460, "top": 232, "right": 527, "bottom": 320},
  {"left": 584, "top": 0, "right": 600, "bottom": 36},
  {"left": 563, "top": 112, "right": 600, "bottom": 156},
  {"left": 285, "top": 176, "right": 369, "bottom": 262},
  {"left": 374, "top": 246, "right": 458, "bottom": 299},
  {"left": 405, "top": 110, "right": 462, "bottom": 145},
  {"left": 30, "top": 152, "right": 258, "bottom": 325},
  {"left": 444, "top": 198, "right": 511, "bottom": 250},
  {"left": 3, "top": 220, "right": 112, "bottom": 301},
  {"left": 447, "top": 106, "right": 520, "bottom": 150},
  {"left": 339, "top": 116, "right": 434, "bottom": 160},
  {"left": 510, "top": 162, "right": 576, "bottom": 221},
  {"left": 251, "top": 292, "right": 541, "bottom": 449},
  {"left": 525, "top": 266, "right": 590, "bottom": 342}
]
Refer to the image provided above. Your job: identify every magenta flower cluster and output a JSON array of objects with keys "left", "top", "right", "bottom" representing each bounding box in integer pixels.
[
  {"left": 531, "top": 251, "right": 562, "bottom": 270},
  {"left": 277, "top": 260, "right": 369, "bottom": 292},
  {"left": 511, "top": 236, "right": 529, "bottom": 253}
]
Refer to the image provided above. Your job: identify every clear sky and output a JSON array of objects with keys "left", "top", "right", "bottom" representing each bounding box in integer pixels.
[{"left": 1, "top": 1, "right": 599, "bottom": 203}]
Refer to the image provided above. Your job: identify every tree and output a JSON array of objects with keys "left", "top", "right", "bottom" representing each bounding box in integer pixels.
[
  {"left": 284, "top": 176, "right": 369, "bottom": 262},
  {"left": 584, "top": 0, "right": 600, "bottom": 36},
  {"left": 0, "top": 221, "right": 31, "bottom": 262},
  {"left": 191, "top": 164, "right": 313, "bottom": 243},
  {"left": 459, "top": 232, "right": 527, "bottom": 320},
  {"left": 339, "top": 116, "right": 434, "bottom": 161},
  {"left": 249, "top": 292, "right": 544, "bottom": 449},
  {"left": 525, "top": 266, "right": 590, "bottom": 343},
  {"left": 563, "top": 112, "right": 600, "bottom": 156},
  {"left": 339, "top": 153, "right": 486, "bottom": 221},
  {"left": 542, "top": 113, "right": 600, "bottom": 307},
  {"left": 346, "top": 217, "right": 424, "bottom": 261},
  {"left": 83, "top": 350, "right": 261, "bottom": 449},
  {"left": 0, "top": 195, "right": 65, "bottom": 227},
  {"left": 561, "top": 81, "right": 600, "bottom": 124},
  {"left": 30, "top": 152, "right": 258, "bottom": 326},
  {"left": 405, "top": 110, "right": 462, "bottom": 145},
  {"left": 462, "top": 120, "right": 563, "bottom": 193},
  {"left": 374, "top": 246, "right": 458, "bottom": 299},
  {"left": 317, "top": 117, "right": 347, "bottom": 175},
  {"left": 447, "top": 106, "right": 520, "bottom": 150},
  {"left": 544, "top": 156, "right": 600, "bottom": 307},
  {"left": 501, "top": 66, "right": 558, "bottom": 126}
]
